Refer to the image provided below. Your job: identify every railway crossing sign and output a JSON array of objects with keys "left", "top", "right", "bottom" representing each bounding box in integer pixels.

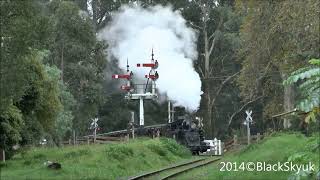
[
  {"left": 243, "top": 110, "right": 253, "bottom": 145},
  {"left": 90, "top": 118, "right": 99, "bottom": 143},
  {"left": 90, "top": 118, "right": 99, "bottom": 129},
  {"left": 244, "top": 110, "right": 253, "bottom": 125}
]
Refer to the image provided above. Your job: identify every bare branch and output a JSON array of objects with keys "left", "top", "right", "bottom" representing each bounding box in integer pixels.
[
  {"left": 215, "top": 71, "right": 240, "bottom": 95},
  {"left": 208, "top": 71, "right": 240, "bottom": 107},
  {"left": 228, "top": 96, "right": 264, "bottom": 126},
  {"left": 188, "top": 22, "right": 202, "bottom": 30},
  {"left": 208, "top": 36, "right": 216, "bottom": 56},
  {"left": 209, "top": 56, "right": 228, "bottom": 76},
  {"left": 208, "top": 32, "right": 215, "bottom": 41},
  {"left": 258, "top": 60, "right": 273, "bottom": 81},
  {"left": 197, "top": 65, "right": 205, "bottom": 78},
  {"left": 208, "top": 12, "right": 225, "bottom": 54}
]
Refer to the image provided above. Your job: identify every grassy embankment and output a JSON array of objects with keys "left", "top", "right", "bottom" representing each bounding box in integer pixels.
[
  {"left": 176, "top": 132, "right": 320, "bottom": 180},
  {"left": 0, "top": 138, "right": 193, "bottom": 180}
]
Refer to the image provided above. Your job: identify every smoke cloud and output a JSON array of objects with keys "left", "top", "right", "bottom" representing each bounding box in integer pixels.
[{"left": 99, "top": 5, "right": 201, "bottom": 110}]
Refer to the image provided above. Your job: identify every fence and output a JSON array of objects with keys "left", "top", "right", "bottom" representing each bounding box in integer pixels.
[
  {"left": 224, "top": 133, "right": 264, "bottom": 152},
  {"left": 62, "top": 135, "right": 124, "bottom": 146}
]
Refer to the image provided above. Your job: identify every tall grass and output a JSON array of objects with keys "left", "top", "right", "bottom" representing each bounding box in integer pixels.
[
  {"left": 177, "top": 132, "right": 319, "bottom": 180},
  {"left": 1, "top": 138, "right": 191, "bottom": 180}
]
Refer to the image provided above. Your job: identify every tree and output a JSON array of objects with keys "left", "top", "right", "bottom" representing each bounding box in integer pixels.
[
  {"left": 45, "top": 65, "right": 76, "bottom": 144},
  {"left": 284, "top": 58, "right": 320, "bottom": 123},
  {"left": 181, "top": 0, "right": 241, "bottom": 138},
  {"left": 18, "top": 50, "right": 62, "bottom": 145},
  {"left": 0, "top": 1, "right": 60, "bottom": 153},
  {"left": 48, "top": 0, "right": 107, "bottom": 135},
  {"left": 236, "top": 0, "right": 319, "bottom": 130}
]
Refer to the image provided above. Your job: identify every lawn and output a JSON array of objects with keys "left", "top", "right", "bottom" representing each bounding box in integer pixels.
[
  {"left": 0, "top": 138, "right": 193, "bottom": 180},
  {"left": 175, "top": 132, "right": 320, "bottom": 180}
]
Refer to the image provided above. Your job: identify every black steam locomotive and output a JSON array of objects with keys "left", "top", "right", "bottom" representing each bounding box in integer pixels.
[
  {"left": 133, "top": 110, "right": 209, "bottom": 154},
  {"left": 100, "top": 109, "right": 210, "bottom": 154},
  {"left": 167, "top": 115, "right": 209, "bottom": 154}
]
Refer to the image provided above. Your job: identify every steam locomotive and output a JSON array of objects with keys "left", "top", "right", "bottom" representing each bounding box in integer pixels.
[
  {"left": 98, "top": 110, "right": 210, "bottom": 154},
  {"left": 167, "top": 115, "right": 209, "bottom": 154},
  {"left": 131, "top": 113, "right": 209, "bottom": 154}
]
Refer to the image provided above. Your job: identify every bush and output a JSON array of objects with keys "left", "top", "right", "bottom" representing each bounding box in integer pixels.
[
  {"left": 147, "top": 143, "right": 167, "bottom": 157},
  {"left": 105, "top": 145, "right": 134, "bottom": 161},
  {"left": 160, "top": 138, "right": 190, "bottom": 157}
]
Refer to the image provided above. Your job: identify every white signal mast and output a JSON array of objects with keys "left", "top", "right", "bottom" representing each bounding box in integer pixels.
[{"left": 112, "top": 49, "right": 159, "bottom": 126}]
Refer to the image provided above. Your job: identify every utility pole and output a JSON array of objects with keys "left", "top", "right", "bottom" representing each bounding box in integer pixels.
[
  {"left": 168, "top": 101, "right": 175, "bottom": 123},
  {"left": 168, "top": 101, "right": 171, "bottom": 123},
  {"left": 131, "top": 111, "right": 135, "bottom": 139},
  {"left": 243, "top": 110, "right": 253, "bottom": 145}
]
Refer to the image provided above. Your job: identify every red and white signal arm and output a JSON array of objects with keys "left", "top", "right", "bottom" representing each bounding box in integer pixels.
[
  {"left": 145, "top": 74, "right": 158, "bottom": 80},
  {"left": 112, "top": 74, "right": 131, "bottom": 80},
  {"left": 137, "top": 60, "right": 158, "bottom": 69},
  {"left": 121, "top": 85, "right": 132, "bottom": 91}
]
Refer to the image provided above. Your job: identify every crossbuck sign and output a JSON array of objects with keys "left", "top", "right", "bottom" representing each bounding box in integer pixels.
[
  {"left": 245, "top": 110, "right": 253, "bottom": 124},
  {"left": 244, "top": 110, "right": 253, "bottom": 145}
]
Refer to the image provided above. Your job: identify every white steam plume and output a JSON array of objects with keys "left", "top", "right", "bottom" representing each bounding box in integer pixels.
[{"left": 99, "top": 5, "right": 201, "bottom": 110}]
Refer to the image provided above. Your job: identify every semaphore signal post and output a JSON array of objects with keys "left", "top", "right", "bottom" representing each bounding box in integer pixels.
[{"left": 112, "top": 49, "right": 159, "bottom": 126}]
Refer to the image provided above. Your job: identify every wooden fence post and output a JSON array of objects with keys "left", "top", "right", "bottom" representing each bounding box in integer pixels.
[
  {"left": 152, "top": 129, "right": 155, "bottom": 139},
  {"left": 73, "top": 130, "right": 76, "bottom": 145},
  {"left": 233, "top": 135, "right": 238, "bottom": 145}
]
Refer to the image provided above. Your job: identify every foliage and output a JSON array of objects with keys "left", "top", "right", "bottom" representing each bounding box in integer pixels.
[
  {"left": 17, "top": 50, "right": 62, "bottom": 145},
  {"left": 0, "top": 104, "right": 23, "bottom": 156},
  {"left": 48, "top": 0, "right": 107, "bottom": 135},
  {"left": 46, "top": 66, "right": 76, "bottom": 143},
  {"left": 236, "top": 0, "right": 319, "bottom": 130},
  {"left": 284, "top": 59, "right": 320, "bottom": 122},
  {"left": 0, "top": 0, "right": 45, "bottom": 150}
]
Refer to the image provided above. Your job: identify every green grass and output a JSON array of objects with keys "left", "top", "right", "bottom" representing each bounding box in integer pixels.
[
  {"left": 0, "top": 138, "right": 192, "bottom": 180},
  {"left": 175, "top": 132, "right": 320, "bottom": 180}
]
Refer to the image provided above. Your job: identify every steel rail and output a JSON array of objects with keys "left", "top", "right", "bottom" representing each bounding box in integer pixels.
[
  {"left": 161, "top": 158, "right": 221, "bottom": 180},
  {"left": 127, "top": 158, "right": 207, "bottom": 180}
]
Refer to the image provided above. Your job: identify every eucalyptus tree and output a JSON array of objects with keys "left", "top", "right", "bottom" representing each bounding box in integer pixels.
[
  {"left": 236, "top": 0, "right": 319, "bottom": 129},
  {"left": 0, "top": 0, "right": 62, "bottom": 152},
  {"left": 48, "top": 0, "right": 107, "bottom": 135},
  {"left": 178, "top": 0, "right": 242, "bottom": 138}
]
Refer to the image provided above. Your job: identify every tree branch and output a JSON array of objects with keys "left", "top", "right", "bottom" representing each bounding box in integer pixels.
[
  {"left": 208, "top": 36, "right": 216, "bottom": 57},
  {"left": 197, "top": 65, "right": 205, "bottom": 78},
  {"left": 210, "top": 71, "right": 240, "bottom": 107},
  {"left": 188, "top": 22, "right": 202, "bottom": 30},
  {"left": 208, "top": 13, "right": 225, "bottom": 54},
  {"left": 208, "top": 32, "right": 215, "bottom": 41},
  {"left": 228, "top": 96, "right": 264, "bottom": 126}
]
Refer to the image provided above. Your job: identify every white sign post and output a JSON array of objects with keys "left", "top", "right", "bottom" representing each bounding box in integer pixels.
[
  {"left": 90, "top": 118, "right": 99, "bottom": 143},
  {"left": 244, "top": 110, "right": 253, "bottom": 145}
]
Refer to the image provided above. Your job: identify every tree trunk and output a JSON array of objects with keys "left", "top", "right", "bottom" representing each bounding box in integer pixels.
[
  {"left": 205, "top": 83, "right": 213, "bottom": 139},
  {"left": 203, "top": 24, "right": 214, "bottom": 139},
  {"left": 61, "top": 43, "right": 64, "bottom": 83},
  {"left": 282, "top": 74, "right": 295, "bottom": 129}
]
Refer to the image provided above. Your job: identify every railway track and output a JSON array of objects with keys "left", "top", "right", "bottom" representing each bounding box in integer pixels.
[{"left": 127, "top": 157, "right": 221, "bottom": 180}]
